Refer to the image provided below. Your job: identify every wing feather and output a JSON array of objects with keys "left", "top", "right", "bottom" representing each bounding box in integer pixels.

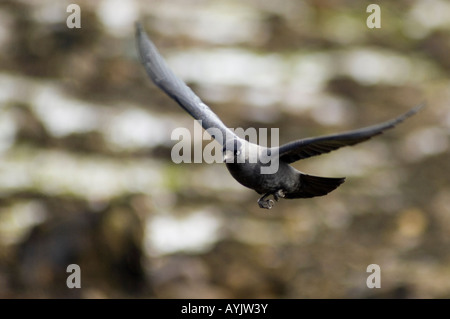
[
  {"left": 135, "top": 23, "right": 235, "bottom": 144},
  {"left": 278, "top": 104, "right": 424, "bottom": 164}
]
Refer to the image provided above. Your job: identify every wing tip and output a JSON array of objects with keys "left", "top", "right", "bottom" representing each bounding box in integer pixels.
[
  {"left": 404, "top": 101, "right": 426, "bottom": 118},
  {"left": 387, "top": 101, "right": 426, "bottom": 129},
  {"left": 134, "top": 22, "right": 159, "bottom": 69},
  {"left": 135, "top": 21, "right": 150, "bottom": 49},
  {"left": 135, "top": 21, "right": 143, "bottom": 37}
]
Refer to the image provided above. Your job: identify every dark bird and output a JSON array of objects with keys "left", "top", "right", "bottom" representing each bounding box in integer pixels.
[{"left": 135, "top": 23, "right": 423, "bottom": 209}]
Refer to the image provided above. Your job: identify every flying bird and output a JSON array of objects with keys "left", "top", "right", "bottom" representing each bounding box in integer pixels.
[{"left": 135, "top": 23, "right": 423, "bottom": 209}]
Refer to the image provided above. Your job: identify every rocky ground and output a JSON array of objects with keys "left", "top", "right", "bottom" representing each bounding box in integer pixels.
[{"left": 0, "top": 0, "right": 449, "bottom": 298}]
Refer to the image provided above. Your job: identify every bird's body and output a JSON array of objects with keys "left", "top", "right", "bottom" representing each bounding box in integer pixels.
[
  {"left": 224, "top": 140, "right": 345, "bottom": 206},
  {"left": 135, "top": 23, "right": 423, "bottom": 209},
  {"left": 224, "top": 143, "right": 293, "bottom": 195}
]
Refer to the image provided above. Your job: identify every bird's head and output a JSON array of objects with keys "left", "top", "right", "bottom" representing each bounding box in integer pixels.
[{"left": 223, "top": 138, "right": 243, "bottom": 163}]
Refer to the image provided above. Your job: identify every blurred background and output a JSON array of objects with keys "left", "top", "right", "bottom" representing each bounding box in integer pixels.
[{"left": 0, "top": 0, "right": 449, "bottom": 298}]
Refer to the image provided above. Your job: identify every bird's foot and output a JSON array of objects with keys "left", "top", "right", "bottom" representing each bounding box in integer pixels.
[
  {"left": 258, "top": 197, "right": 274, "bottom": 209},
  {"left": 273, "top": 189, "right": 286, "bottom": 202},
  {"left": 258, "top": 189, "right": 285, "bottom": 209}
]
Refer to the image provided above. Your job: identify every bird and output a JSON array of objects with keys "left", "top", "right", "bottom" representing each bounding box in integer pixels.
[{"left": 135, "top": 23, "right": 424, "bottom": 209}]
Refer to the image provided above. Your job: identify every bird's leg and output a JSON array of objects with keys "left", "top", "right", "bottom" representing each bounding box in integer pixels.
[
  {"left": 258, "top": 193, "right": 274, "bottom": 209},
  {"left": 273, "top": 189, "right": 286, "bottom": 202},
  {"left": 258, "top": 189, "right": 285, "bottom": 209}
]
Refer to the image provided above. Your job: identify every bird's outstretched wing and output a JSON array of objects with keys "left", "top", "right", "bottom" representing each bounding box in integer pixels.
[
  {"left": 278, "top": 103, "right": 424, "bottom": 164},
  {"left": 135, "top": 23, "right": 235, "bottom": 143}
]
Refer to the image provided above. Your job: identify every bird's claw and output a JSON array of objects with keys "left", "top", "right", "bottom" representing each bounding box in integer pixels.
[
  {"left": 258, "top": 198, "right": 274, "bottom": 209},
  {"left": 258, "top": 189, "right": 285, "bottom": 209},
  {"left": 273, "top": 189, "right": 286, "bottom": 201}
]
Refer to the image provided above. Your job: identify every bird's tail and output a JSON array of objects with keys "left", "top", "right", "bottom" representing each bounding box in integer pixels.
[{"left": 286, "top": 174, "right": 346, "bottom": 199}]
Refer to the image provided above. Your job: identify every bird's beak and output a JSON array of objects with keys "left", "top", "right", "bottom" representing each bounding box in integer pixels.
[{"left": 223, "top": 150, "right": 234, "bottom": 163}]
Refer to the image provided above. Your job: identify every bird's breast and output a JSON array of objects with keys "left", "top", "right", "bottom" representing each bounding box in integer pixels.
[
  {"left": 225, "top": 160, "right": 298, "bottom": 194},
  {"left": 225, "top": 162, "right": 266, "bottom": 192}
]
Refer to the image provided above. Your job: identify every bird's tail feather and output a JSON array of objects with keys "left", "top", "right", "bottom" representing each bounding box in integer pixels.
[{"left": 286, "top": 174, "right": 346, "bottom": 199}]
